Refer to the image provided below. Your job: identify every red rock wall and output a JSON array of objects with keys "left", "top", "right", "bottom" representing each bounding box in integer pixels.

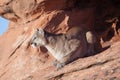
[{"left": 0, "top": 0, "right": 120, "bottom": 80}]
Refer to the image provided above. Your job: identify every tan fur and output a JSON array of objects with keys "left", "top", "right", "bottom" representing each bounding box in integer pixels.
[{"left": 30, "top": 27, "right": 96, "bottom": 69}]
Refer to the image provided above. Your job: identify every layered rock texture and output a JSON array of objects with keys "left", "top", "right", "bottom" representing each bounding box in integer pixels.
[{"left": 0, "top": 0, "right": 120, "bottom": 80}]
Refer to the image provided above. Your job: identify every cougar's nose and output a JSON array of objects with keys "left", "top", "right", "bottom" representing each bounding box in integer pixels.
[
  {"left": 31, "top": 42, "right": 36, "bottom": 48},
  {"left": 30, "top": 41, "right": 33, "bottom": 45}
]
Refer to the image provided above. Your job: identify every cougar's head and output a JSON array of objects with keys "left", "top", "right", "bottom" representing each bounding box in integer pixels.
[{"left": 30, "top": 28, "right": 47, "bottom": 48}]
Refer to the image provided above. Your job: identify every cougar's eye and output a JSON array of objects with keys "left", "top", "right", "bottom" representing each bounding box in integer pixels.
[
  {"left": 34, "top": 43, "right": 37, "bottom": 46},
  {"left": 33, "top": 37, "right": 37, "bottom": 40}
]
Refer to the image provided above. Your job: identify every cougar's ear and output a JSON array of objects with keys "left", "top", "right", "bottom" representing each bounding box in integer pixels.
[
  {"left": 37, "top": 28, "right": 39, "bottom": 31},
  {"left": 37, "top": 28, "right": 44, "bottom": 36}
]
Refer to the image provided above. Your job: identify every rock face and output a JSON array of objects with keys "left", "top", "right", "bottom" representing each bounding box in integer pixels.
[{"left": 0, "top": 0, "right": 120, "bottom": 80}]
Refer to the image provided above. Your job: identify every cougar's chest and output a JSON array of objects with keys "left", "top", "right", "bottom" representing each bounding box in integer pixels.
[
  {"left": 45, "top": 37, "right": 66, "bottom": 61},
  {"left": 46, "top": 45, "right": 65, "bottom": 61}
]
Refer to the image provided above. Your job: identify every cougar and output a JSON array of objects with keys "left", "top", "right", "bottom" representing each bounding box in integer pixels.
[{"left": 30, "top": 27, "right": 96, "bottom": 69}]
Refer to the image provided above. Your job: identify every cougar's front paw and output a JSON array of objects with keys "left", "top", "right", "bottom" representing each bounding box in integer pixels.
[
  {"left": 52, "top": 60, "right": 65, "bottom": 70},
  {"left": 56, "top": 63, "right": 65, "bottom": 70},
  {"left": 52, "top": 60, "right": 58, "bottom": 67}
]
